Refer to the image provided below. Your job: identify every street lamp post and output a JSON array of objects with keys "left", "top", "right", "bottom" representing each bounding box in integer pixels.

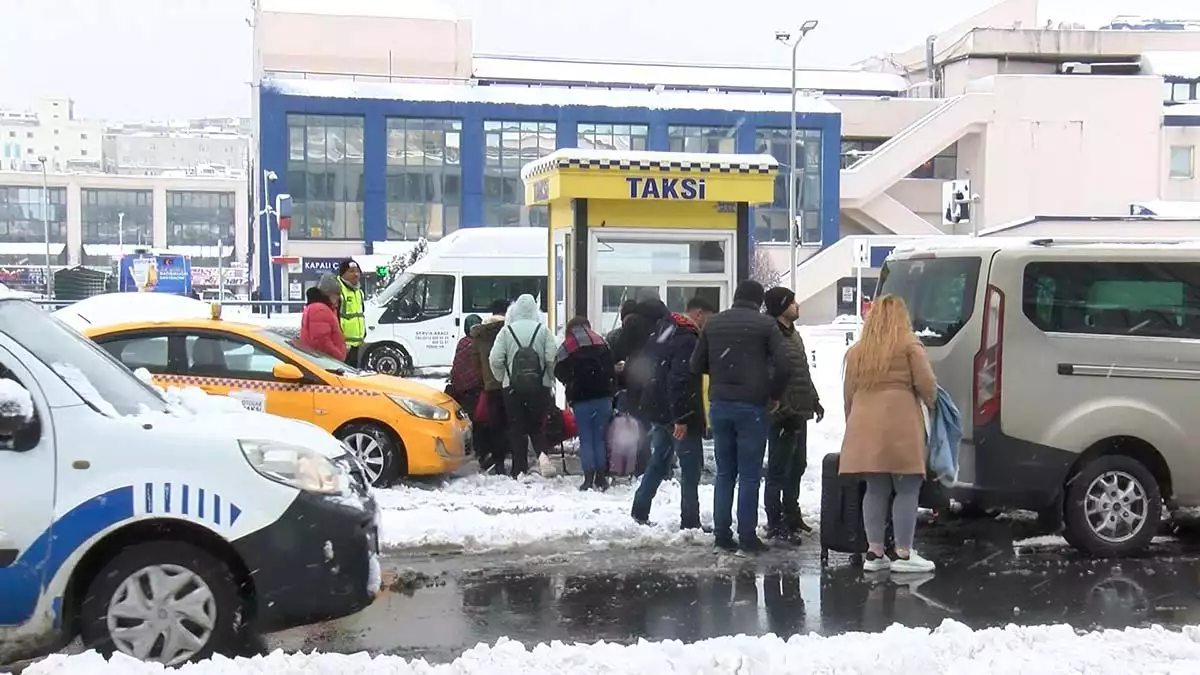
[
  {"left": 776, "top": 19, "right": 819, "bottom": 290},
  {"left": 37, "top": 156, "right": 53, "bottom": 300},
  {"left": 117, "top": 211, "right": 125, "bottom": 257}
]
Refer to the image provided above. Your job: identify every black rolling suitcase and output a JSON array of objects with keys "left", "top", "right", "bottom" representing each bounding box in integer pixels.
[
  {"left": 819, "top": 452, "right": 870, "bottom": 565},
  {"left": 819, "top": 452, "right": 895, "bottom": 565}
]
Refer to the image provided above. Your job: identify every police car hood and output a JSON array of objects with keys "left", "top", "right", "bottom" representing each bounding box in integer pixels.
[{"left": 137, "top": 407, "right": 348, "bottom": 459}]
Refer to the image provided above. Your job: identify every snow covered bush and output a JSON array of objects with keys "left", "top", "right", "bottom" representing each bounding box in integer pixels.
[{"left": 373, "top": 238, "right": 430, "bottom": 298}]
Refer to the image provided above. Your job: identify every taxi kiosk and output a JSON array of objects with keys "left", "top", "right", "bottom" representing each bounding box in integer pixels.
[{"left": 521, "top": 149, "right": 779, "bottom": 336}]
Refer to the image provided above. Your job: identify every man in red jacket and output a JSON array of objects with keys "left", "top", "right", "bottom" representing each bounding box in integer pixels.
[{"left": 299, "top": 274, "right": 347, "bottom": 361}]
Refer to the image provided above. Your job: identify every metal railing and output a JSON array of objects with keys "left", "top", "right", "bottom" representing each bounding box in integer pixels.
[{"left": 31, "top": 299, "right": 307, "bottom": 317}]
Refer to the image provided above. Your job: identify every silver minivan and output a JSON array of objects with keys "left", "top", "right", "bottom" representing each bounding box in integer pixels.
[{"left": 879, "top": 237, "right": 1200, "bottom": 556}]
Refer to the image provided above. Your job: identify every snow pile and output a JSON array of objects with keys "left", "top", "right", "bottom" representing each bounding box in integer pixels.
[
  {"left": 375, "top": 330, "right": 847, "bottom": 553},
  {"left": 0, "top": 378, "right": 33, "bottom": 421},
  {"left": 53, "top": 362, "right": 120, "bottom": 417},
  {"left": 53, "top": 293, "right": 213, "bottom": 331},
  {"left": 27, "top": 620, "right": 1200, "bottom": 673}
]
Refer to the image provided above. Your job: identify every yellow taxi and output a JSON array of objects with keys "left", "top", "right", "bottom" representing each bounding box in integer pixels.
[{"left": 83, "top": 316, "right": 470, "bottom": 487}]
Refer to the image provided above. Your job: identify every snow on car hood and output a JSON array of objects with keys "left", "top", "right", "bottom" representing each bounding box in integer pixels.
[{"left": 130, "top": 405, "right": 348, "bottom": 459}]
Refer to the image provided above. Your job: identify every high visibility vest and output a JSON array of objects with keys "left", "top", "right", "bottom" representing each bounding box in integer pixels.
[{"left": 338, "top": 278, "right": 366, "bottom": 346}]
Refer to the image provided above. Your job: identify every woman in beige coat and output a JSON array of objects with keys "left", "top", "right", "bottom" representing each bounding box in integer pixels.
[{"left": 840, "top": 294, "right": 937, "bottom": 573}]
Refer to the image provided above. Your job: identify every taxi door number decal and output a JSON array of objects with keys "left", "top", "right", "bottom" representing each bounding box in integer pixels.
[{"left": 228, "top": 390, "right": 267, "bottom": 412}]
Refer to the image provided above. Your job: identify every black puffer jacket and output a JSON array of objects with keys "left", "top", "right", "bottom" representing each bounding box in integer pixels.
[
  {"left": 639, "top": 313, "right": 706, "bottom": 434},
  {"left": 611, "top": 298, "right": 669, "bottom": 414},
  {"left": 690, "top": 300, "right": 790, "bottom": 406}
]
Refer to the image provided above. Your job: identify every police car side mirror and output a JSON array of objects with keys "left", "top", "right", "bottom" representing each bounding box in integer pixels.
[
  {"left": 272, "top": 363, "right": 305, "bottom": 381},
  {"left": 0, "top": 381, "right": 36, "bottom": 452}
]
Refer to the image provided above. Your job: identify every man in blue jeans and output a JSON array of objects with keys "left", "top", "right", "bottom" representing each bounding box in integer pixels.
[
  {"left": 691, "top": 280, "right": 790, "bottom": 554},
  {"left": 631, "top": 297, "right": 715, "bottom": 528}
]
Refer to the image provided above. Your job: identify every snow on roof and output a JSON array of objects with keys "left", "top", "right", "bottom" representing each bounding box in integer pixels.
[
  {"left": 265, "top": 78, "right": 841, "bottom": 115},
  {"left": 259, "top": 0, "right": 456, "bottom": 21},
  {"left": 1131, "top": 200, "right": 1200, "bottom": 217},
  {"left": 1142, "top": 51, "right": 1200, "bottom": 79},
  {"left": 1166, "top": 102, "right": 1200, "bottom": 117},
  {"left": 521, "top": 148, "right": 779, "bottom": 180},
  {"left": 471, "top": 55, "right": 907, "bottom": 95},
  {"left": 53, "top": 293, "right": 213, "bottom": 332},
  {"left": 427, "top": 226, "right": 548, "bottom": 257}
]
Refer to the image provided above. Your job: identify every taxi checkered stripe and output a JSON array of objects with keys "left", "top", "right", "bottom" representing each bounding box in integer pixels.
[
  {"left": 156, "top": 374, "right": 382, "bottom": 397},
  {"left": 522, "top": 156, "right": 777, "bottom": 178}
]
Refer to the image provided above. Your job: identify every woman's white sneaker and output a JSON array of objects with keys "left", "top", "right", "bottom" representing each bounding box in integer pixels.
[
  {"left": 862, "top": 551, "right": 891, "bottom": 571},
  {"left": 891, "top": 551, "right": 936, "bottom": 573}
]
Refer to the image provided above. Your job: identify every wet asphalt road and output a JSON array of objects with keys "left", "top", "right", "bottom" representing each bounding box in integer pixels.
[{"left": 263, "top": 516, "right": 1200, "bottom": 662}]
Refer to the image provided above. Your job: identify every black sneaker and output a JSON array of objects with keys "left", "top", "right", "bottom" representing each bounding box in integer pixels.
[
  {"left": 681, "top": 522, "right": 713, "bottom": 534},
  {"left": 631, "top": 512, "right": 653, "bottom": 527},
  {"left": 714, "top": 538, "right": 738, "bottom": 553},
  {"left": 738, "top": 538, "right": 770, "bottom": 555},
  {"left": 765, "top": 527, "right": 797, "bottom": 544}
]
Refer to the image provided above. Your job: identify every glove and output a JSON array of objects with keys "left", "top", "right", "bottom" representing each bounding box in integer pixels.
[{"left": 813, "top": 401, "right": 825, "bottom": 423}]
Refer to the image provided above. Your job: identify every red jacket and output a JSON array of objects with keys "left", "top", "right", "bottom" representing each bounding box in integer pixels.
[
  {"left": 300, "top": 302, "right": 347, "bottom": 361},
  {"left": 450, "top": 335, "right": 484, "bottom": 394}
]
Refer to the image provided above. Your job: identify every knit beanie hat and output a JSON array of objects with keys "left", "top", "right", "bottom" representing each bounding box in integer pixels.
[
  {"left": 764, "top": 286, "right": 796, "bottom": 318},
  {"left": 317, "top": 273, "right": 341, "bottom": 299},
  {"left": 463, "top": 313, "right": 483, "bottom": 336}
]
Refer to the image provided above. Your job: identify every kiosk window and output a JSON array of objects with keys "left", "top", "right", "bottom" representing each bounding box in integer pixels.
[{"left": 463, "top": 276, "right": 547, "bottom": 313}]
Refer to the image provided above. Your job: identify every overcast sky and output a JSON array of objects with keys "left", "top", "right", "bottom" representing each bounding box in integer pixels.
[{"left": 0, "top": 0, "right": 1194, "bottom": 120}]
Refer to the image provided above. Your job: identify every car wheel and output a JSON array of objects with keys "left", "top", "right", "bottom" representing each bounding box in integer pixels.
[
  {"left": 338, "top": 421, "right": 405, "bottom": 487},
  {"left": 78, "top": 541, "right": 242, "bottom": 666},
  {"left": 1063, "top": 455, "right": 1161, "bottom": 557},
  {"left": 366, "top": 344, "right": 412, "bottom": 377}
]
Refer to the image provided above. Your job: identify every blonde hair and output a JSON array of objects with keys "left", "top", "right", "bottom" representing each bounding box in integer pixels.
[{"left": 845, "top": 294, "right": 916, "bottom": 388}]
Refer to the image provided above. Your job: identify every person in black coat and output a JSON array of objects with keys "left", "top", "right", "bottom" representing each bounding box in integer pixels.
[
  {"left": 554, "top": 316, "right": 618, "bottom": 491},
  {"left": 691, "top": 280, "right": 791, "bottom": 554},
  {"left": 611, "top": 288, "right": 669, "bottom": 474},
  {"left": 631, "top": 296, "right": 716, "bottom": 530}
]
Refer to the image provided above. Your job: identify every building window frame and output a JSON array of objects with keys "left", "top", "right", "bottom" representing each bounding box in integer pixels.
[
  {"left": 166, "top": 191, "right": 235, "bottom": 246},
  {"left": 385, "top": 117, "right": 462, "bottom": 242},
  {"left": 841, "top": 138, "right": 958, "bottom": 180},
  {"left": 576, "top": 123, "right": 649, "bottom": 152},
  {"left": 754, "top": 128, "right": 823, "bottom": 245},
  {"left": 482, "top": 119, "right": 556, "bottom": 228},
  {"left": 667, "top": 125, "right": 736, "bottom": 154},
  {"left": 80, "top": 188, "right": 153, "bottom": 246},
  {"left": 1169, "top": 145, "right": 1195, "bottom": 179},
  {"left": 285, "top": 114, "right": 366, "bottom": 241},
  {"left": 0, "top": 186, "right": 68, "bottom": 243}
]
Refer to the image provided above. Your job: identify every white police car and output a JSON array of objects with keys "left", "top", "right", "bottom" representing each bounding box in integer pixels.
[{"left": 0, "top": 297, "right": 381, "bottom": 666}]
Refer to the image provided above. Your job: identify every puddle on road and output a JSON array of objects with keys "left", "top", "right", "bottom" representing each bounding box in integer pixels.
[{"left": 265, "top": 530, "right": 1200, "bottom": 663}]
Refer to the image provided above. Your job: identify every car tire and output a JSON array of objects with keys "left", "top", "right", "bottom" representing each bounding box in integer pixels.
[
  {"left": 366, "top": 343, "right": 412, "bottom": 377},
  {"left": 338, "top": 421, "right": 406, "bottom": 487},
  {"left": 78, "top": 541, "right": 242, "bottom": 666},
  {"left": 1063, "top": 454, "right": 1161, "bottom": 557}
]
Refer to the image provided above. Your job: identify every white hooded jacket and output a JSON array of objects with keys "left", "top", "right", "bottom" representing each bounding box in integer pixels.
[{"left": 488, "top": 294, "right": 557, "bottom": 390}]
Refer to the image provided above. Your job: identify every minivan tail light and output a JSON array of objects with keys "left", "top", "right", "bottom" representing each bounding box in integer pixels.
[{"left": 973, "top": 284, "right": 1005, "bottom": 428}]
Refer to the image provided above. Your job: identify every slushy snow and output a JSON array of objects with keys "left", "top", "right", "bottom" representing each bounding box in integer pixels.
[
  {"left": 375, "top": 329, "right": 848, "bottom": 553},
  {"left": 27, "top": 620, "right": 1200, "bottom": 674},
  {"left": 0, "top": 377, "right": 33, "bottom": 421}
]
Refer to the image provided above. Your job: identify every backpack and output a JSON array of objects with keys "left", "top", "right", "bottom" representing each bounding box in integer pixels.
[{"left": 506, "top": 325, "right": 545, "bottom": 395}]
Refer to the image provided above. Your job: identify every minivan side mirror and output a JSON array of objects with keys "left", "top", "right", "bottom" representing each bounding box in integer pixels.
[{"left": 272, "top": 363, "right": 305, "bottom": 381}]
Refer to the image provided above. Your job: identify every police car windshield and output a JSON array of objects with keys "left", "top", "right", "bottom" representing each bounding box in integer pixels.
[
  {"left": 260, "top": 328, "right": 361, "bottom": 375},
  {"left": 0, "top": 300, "right": 169, "bottom": 416}
]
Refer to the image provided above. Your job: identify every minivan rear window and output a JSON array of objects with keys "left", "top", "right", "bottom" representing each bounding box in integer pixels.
[
  {"left": 876, "top": 256, "right": 982, "bottom": 346},
  {"left": 1022, "top": 261, "right": 1200, "bottom": 338}
]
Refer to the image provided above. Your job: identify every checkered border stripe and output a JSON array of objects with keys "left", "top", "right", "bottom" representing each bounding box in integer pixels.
[
  {"left": 522, "top": 157, "right": 777, "bottom": 178},
  {"left": 157, "top": 374, "right": 382, "bottom": 397}
]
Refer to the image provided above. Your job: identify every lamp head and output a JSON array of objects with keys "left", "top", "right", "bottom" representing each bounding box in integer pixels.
[{"left": 801, "top": 19, "right": 819, "bottom": 34}]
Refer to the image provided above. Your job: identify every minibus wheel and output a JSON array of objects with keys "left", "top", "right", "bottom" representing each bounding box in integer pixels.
[
  {"left": 366, "top": 343, "right": 413, "bottom": 377},
  {"left": 79, "top": 541, "right": 241, "bottom": 666},
  {"left": 1063, "top": 455, "right": 1161, "bottom": 557}
]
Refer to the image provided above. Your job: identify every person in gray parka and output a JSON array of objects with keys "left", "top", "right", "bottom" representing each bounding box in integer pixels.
[{"left": 489, "top": 294, "right": 557, "bottom": 477}]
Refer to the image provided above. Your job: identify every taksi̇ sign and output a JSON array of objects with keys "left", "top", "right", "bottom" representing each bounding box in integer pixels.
[{"left": 625, "top": 176, "right": 707, "bottom": 200}]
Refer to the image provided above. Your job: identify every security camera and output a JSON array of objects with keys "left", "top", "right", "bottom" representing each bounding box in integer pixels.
[
  {"left": 265, "top": 170, "right": 278, "bottom": 182},
  {"left": 775, "top": 31, "right": 792, "bottom": 43}
]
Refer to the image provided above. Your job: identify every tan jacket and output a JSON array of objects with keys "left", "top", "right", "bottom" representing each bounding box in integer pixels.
[{"left": 839, "top": 338, "right": 937, "bottom": 476}]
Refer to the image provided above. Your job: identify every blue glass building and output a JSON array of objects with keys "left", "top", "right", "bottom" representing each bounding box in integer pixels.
[{"left": 256, "top": 78, "right": 843, "bottom": 293}]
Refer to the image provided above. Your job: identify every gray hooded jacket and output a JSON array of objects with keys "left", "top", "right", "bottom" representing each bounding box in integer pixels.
[{"left": 488, "top": 294, "right": 557, "bottom": 389}]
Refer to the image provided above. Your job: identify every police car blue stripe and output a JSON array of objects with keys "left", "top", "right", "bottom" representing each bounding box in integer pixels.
[
  {"left": 0, "top": 486, "right": 135, "bottom": 625},
  {"left": 198, "top": 488, "right": 206, "bottom": 520},
  {"left": 163, "top": 483, "right": 172, "bottom": 513},
  {"left": 213, "top": 494, "right": 222, "bottom": 526},
  {"left": 144, "top": 482, "right": 153, "bottom": 514},
  {"left": 181, "top": 484, "right": 190, "bottom": 515}
]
